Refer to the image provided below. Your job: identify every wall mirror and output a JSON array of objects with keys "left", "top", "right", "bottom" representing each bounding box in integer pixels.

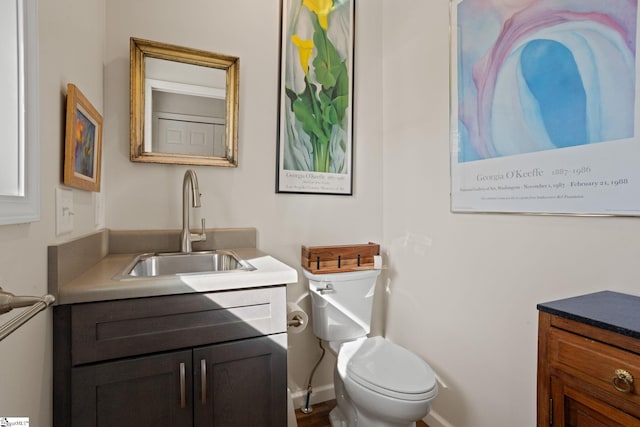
[
  {"left": 0, "top": 0, "right": 40, "bottom": 225},
  {"left": 130, "top": 38, "right": 239, "bottom": 167}
]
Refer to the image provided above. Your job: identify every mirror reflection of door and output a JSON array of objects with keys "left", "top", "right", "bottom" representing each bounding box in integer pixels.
[
  {"left": 144, "top": 57, "right": 227, "bottom": 157},
  {"left": 152, "top": 91, "right": 226, "bottom": 156}
]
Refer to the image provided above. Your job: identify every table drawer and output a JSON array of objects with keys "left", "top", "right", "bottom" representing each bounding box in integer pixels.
[
  {"left": 70, "top": 286, "right": 286, "bottom": 365},
  {"left": 550, "top": 328, "right": 640, "bottom": 405}
]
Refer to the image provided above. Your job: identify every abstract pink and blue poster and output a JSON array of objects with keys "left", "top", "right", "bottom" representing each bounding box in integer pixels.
[{"left": 450, "top": 0, "right": 640, "bottom": 215}]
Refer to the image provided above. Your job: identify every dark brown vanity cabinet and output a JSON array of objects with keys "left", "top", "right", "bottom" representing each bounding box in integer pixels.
[
  {"left": 537, "top": 292, "right": 640, "bottom": 427},
  {"left": 54, "top": 287, "right": 287, "bottom": 427}
]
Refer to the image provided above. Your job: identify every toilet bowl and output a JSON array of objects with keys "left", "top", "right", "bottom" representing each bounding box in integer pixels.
[
  {"left": 304, "top": 268, "right": 438, "bottom": 427},
  {"left": 340, "top": 337, "right": 437, "bottom": 426}
]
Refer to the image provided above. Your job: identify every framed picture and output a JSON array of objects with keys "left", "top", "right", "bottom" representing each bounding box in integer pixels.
[
  {"left": 450, "top": 0, "right": 640, "bottom": 215},
  {"left": 276, "top": 0, "right": 355, "bottom": 195},
  {"left": 64, "top": 83, "right": 103, "bottom": 192}
]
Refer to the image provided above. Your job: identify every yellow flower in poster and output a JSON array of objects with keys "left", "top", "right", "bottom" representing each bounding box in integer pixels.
[
  {"left": 291, "top": 35, "right": 314, "bottom": 75},
  {"left": 303, "top": 0, "right": 334, "bottom": 30}
]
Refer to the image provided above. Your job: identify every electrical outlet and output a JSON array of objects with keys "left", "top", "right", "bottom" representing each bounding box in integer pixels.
[{"left": 56, "top": 187, "right": 74, "bottom": 235}]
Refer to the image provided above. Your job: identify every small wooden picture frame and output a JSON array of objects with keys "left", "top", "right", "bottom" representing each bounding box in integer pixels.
[{"left": 64, "top": 83, "right": 103, "bottom": 191}]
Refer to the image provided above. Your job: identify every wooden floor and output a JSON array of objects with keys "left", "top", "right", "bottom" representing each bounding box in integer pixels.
[{"left": 296, "top": 400, "right": 429, "bottom": 427}]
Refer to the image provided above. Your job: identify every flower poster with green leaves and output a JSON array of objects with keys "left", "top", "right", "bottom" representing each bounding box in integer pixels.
[{"left": 277, "top": 0, "right": 355, "bottom": 195}]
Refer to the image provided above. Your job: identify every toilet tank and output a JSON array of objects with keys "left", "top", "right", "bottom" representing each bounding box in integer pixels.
[{"left": 303, "top": 269, "right": 381, "bottom": 342}]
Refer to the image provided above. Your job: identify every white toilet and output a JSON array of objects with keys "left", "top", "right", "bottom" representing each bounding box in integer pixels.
[{"left": 304, "top": 268, "right": 438, "bottom": 427}]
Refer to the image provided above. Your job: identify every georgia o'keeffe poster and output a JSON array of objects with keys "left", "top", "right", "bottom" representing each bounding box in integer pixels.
[
  {"left": 450, "top": 0, "right": 640, "bottom": 215},
  {"left": 277, "top": 0, "right": 354, "bottom": 195}
]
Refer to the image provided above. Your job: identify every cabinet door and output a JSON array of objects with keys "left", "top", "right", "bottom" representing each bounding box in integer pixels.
[
  {"left": 72, "top": 350, "right": 193, "bottom": 427},
  {"left": 551, "top": 375, "right": 640, "bottom": 427},
  {"left": 193, "top": 333, "right": 287, "bottom": 427}
]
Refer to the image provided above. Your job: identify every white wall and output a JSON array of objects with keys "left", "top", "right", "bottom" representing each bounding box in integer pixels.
[
  {"left": 0, "top": 0, "right": 105, "bottom": 424},
  {"left": 104, "top": 0, "right": 384, "bottom": 406},
  {"left": 382, "top": 1, "right": 640, "bottom": 426}
]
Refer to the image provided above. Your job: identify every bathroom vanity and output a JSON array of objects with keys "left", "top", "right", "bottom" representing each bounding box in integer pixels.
[
  {"left": 50, "top": 229, "right": 297, "bottom": 427},
  {"left": 537, "top": 291, "right": 640, "bottom": 426}
]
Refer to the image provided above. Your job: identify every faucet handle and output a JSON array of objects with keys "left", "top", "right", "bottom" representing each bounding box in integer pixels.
[
  {"left": 195, "top": 218, "right": 207, "bottom": 241},
  {"left": 187, "top": 218, "right": 207, "bottom": 247},
  {"left": 190, "top": 218, "right": 207, "bottom": 243}
]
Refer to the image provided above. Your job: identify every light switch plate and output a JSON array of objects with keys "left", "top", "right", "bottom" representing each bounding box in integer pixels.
[
  {"left": 56, "top": 187, "right": 74, "bottom": 235},
  {"left": 94, "top": 192, "right": 105, "bottom": 228}
]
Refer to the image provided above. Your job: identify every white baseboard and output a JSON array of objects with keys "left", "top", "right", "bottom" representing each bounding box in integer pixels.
[
  {"left": 425, "top": 409, "right": 455, "bottom": 427},
  {"left": 290, "top": 384, "right": 453, "bottom": 427},
  {"left": 290, "top": 384, "right": 335, "bottom": 410}
]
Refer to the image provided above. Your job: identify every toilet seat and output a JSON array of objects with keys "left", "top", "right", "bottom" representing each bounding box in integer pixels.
[{"left": 343, "top": 336, "right": 437, "bottom": 401}]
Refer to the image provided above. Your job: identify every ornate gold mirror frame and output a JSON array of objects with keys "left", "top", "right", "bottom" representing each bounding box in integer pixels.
[{"left": 130, "top": 37, "right": 239, "bottom": 167}]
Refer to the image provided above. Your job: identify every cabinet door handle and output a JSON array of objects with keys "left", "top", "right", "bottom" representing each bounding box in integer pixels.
[
  {"left": 612, "top": 368, "right": 634, "bottom": 393},
  {"left": 180, "top": 362, "right": 186, "bottom": 408},
  {"left": 201, "top": 359, "right": 207, "bottom": 405}
]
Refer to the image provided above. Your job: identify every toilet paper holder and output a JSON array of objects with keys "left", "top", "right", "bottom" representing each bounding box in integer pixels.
[
  {"left": 288, "top": 314, "right": 305, "bottom": 328},
  {"left": 287, "top": 301, "right": 308, "bottom": 333}
]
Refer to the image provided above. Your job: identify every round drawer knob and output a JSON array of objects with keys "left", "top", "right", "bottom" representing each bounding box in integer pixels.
[{"left": 612, "top": 369, "right": 634, "bottom": 393}]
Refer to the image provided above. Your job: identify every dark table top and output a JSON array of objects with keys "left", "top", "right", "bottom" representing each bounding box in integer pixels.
[{"left": 537, "top": 291, "right": 640, "bottom": 339}]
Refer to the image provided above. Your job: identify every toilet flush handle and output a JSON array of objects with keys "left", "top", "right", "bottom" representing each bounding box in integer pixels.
[{"left": 316, "top": 283, "right": 334, "bottom": 295}]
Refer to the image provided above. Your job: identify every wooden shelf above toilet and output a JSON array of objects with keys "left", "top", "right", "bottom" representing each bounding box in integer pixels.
[{"left": 301, "top": 242, "right": 380, "bottom": 274}]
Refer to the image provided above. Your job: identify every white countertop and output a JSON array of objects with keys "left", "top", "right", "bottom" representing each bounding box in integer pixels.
[{"left": 56, "top": 248, "right": 298, "bottom": 304}]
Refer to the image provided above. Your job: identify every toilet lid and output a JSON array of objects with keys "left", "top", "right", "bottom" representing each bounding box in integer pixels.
[{"left": 346, "top": 336, "right": 437, "bottom": 400}]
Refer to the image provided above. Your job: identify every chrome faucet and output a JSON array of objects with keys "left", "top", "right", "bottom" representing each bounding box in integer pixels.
[{"left": 180, "top": 169, "right": 207, "bottom": 252}]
